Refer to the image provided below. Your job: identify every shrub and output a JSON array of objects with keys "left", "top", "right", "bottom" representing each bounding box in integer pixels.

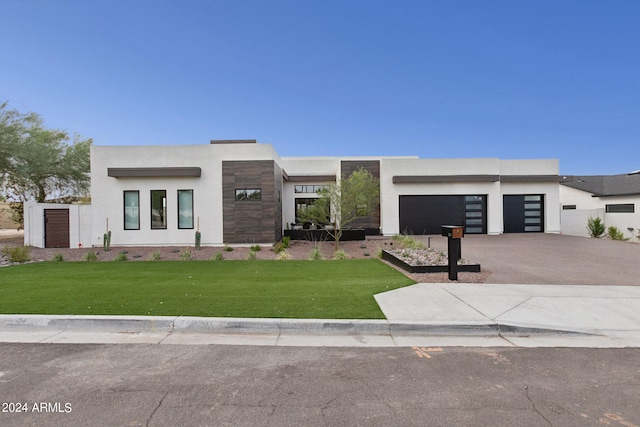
[
  {"left": 150, "top": 250, "right": 161, "bottom": 260},
  {"left": 308, "top": 245, "right": 324, "bottom": 260},
  {"left": 333, "top": 249, "right": 348, "bottom": 260},
  {"left": 246, "top": 250, "right": 257, "bottom": 260},
  {"left": 282, "top": 236, "right": 291, "bottom": 248},
  {"left": 224, "top": 245, "right": 234, "bottom": 252},
  {"left": 392, "top": 234, "right": 425, "bottom": 249},
  {"left": 586, "top": 217, "right": 606, "bottom": 238},
  {"left": 84, "top": 251, "right": 98, "bottom": 262},
  {"left": 1, "top": 246, "right": 30, "bottom": 263},
  {"left": 114, "top": 253, "right": 128, "bottom": 261},
  {"left": 606, "top": 226, "right": 629, "bottom": 241},
  {"left": 250, "top": 244, "right": 261, "bottom": 252},
  {"left": 276, "top": 249, "right": 291, "bottom": 260},
  {"left": 180, "top": 249, "right": 192, "bottom": 261},
  {"left": 273, "top": 242, "right": 285, "bottom": 254},
  {"left": 213, "top": 252, "right": 224, "bottom": 261},
  {"left": 375, "top": 248, "right": 383, "bottom": 259},
  {"left": 52, "top": 252, "right": 65, "bottom": 262}
]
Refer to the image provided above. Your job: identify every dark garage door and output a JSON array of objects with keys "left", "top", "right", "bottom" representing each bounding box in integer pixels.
[
  {"left": 399, "top": 195, "right": 486, "bottom": 235},
  {"left": 44, "top": 209, "right": 70, "bottom": 248},
  {"left": 503, "top": 195, "right": 544, "bottom": 233}
]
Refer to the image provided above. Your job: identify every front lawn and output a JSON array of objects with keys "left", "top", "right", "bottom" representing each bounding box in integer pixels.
[{"left": 0, "top": 259, "right": 414, "bottom": 319}]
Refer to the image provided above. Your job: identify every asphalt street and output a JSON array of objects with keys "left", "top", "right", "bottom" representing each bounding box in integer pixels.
[{"left": 1, "top": 344, "right": 639, "bottom": 426}]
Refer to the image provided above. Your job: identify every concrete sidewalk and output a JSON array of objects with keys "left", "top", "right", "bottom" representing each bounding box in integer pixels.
[{"left": 1, "top": 283, "right": 639, "bottom": 348}]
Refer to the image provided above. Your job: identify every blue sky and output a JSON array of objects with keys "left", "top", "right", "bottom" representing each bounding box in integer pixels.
[{"left": 2, "top": 0, "right": 638, "bottom": 175}]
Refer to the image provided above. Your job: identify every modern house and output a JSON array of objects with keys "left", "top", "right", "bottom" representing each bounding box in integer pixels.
[
  {"left": 24, "top": 140, "right": 563, "bottom": 248},
  {"left": 560, "top": 172, "right": 640, "bottom": 240}
]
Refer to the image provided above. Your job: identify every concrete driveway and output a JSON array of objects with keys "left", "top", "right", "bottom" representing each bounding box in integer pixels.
[{"left": 418, "top": 233, "right": 640, "bottom": 286}]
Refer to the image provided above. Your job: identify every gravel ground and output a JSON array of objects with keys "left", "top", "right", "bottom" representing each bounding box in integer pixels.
[{"left": 0, "top": 231, "right": 490, "bottom": 283}]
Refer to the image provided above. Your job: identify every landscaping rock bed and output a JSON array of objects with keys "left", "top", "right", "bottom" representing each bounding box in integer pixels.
[{"left": 381, "top": 248, "right": 481, "bottom": 273}]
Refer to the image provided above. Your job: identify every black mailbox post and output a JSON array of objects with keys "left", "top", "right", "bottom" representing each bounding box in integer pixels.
[{"left": 441, "top": 226, "right": 464, "bottom": 281}]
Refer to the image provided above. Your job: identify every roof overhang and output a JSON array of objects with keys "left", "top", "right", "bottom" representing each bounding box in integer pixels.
[
  {"left": 500, "top": 175, "right": 563, "bottom": 183},
  {"left": 108, "top": 167, "right": 201, "bottom": 178},
  {"left": 392, "top": 175, "right": 499, "bottom": 184},
  {"left": 392, "top": 175, "right": 562, "bottom": 184},
  {"left": 285, "top": 175, "right": 337, "bottom": 183}
]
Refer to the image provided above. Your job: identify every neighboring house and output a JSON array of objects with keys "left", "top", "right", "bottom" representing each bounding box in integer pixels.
[
  {"left": 24, "top": 140, "right": 563, "bottom": 248},
  {"left": 560, "top": 172, "right": 640, "bottom": 240}
]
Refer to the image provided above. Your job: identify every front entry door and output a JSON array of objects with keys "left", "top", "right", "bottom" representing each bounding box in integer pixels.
[{"left": 44, "top": 209, "right": 70, "bottom": 248}]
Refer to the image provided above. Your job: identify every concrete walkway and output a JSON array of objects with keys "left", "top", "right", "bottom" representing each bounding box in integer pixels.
[{"left": 2, "top": 283, "right": 640, "bottom": 348}]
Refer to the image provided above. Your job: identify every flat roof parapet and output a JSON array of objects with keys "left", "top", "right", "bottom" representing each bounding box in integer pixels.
[{"left": 210, "top": 140, "right": 257, "bottom": 144}]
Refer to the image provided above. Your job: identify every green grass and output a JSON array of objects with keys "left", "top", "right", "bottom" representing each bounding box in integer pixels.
[{"left": 0, "top": 259, "right": 414, "bottom": 319}]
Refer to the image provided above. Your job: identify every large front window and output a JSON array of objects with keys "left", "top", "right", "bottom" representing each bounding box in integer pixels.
[
  {"left": 178, "top": 189, "right": 194, "bottom": 229},
  {"left": 151, "top": 190, "right": 167, "bottom": 229},
  {"left": 123, "top": 191, "right": 139, "bottom": 230}
]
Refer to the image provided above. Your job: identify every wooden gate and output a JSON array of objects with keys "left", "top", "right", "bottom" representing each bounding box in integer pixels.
[{"left": 44, "top": 209, "right": 70, "bottom": 248}]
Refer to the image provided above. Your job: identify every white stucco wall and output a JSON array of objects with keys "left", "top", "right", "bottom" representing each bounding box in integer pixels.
[
  {"left": 559, "top": 185, "right": 640, "bottom": 240},
  {"left": 23, "top": 201, "right": 43, "bottom": 247},
  {"left": 380, "top": 158, "right": 560, "bottom": 235},
  {"left": 23, "top": 201, "right": 92, "bottom": 248},
  {"left": 500, "top": 159, "right": 559, "bottom": 175},
  {"left": 91, "top": 143, "right": 281, "bottom": 247},
  {"left": 500, "top": 182, "right": 561, "bottom": 234},
  {"left": 87, "top": 145, "right": 563, "bottom": 246}
]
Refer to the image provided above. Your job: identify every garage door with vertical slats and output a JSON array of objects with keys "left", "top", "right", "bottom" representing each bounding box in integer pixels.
[
  {"left": 399, "top": 195, "right": 486, "bottom": 235},
  {"left": 503, "top": 195, "right": 544, "bottom": 233}
]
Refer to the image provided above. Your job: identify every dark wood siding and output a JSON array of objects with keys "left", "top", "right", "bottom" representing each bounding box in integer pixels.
[
  {"left": 340, "top": 160, "right": 381, "bottom": 229},
  {"left": 44, "top": 209, "right": 70, "bottom": 248},
  {"left": 223, "top": 160, "right": 282, "bottom": 243}
]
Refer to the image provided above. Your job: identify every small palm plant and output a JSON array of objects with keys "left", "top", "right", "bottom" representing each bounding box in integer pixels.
[{"left": 586, "top": 217, "right": 605, "bottom": 238}]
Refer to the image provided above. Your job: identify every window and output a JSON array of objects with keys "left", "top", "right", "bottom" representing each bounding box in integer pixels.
[
  {"left": 235, "top": 188, "right": 261, "bottom": 201},
  {"left": 294, "top": 185, "right": 327, "bottom": 193},
  {"left": 123, "top": 191, "right": 139, "bottom": 230},
  {"left": 562, "top": 205, "right": 577, "bottom": 210},
  {"left": 178, "top": 190, "right": 194, "bottom": 229},
  {"left": 464, "top": 195, "right": 486, "bottom": 234},
  {"left": 151, "top": 190, "right": 167, "bottom": 229},
  {"left": 606, "top": 204, "right": 634, "bottom": 213},
  {"left": 295, "top": 198, "right": 316, "bottom": 222}
]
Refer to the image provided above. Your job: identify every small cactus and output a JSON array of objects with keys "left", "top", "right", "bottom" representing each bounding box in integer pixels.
[
  {"left": 195, "top": 231, "right": 202, "bottom": 250},
  {"left": 103, "top": 230, "right": 111, "bottom": 252}
]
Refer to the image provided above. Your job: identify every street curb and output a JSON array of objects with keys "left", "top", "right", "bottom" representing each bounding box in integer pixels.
[{"left": 0, "top": 315, "right": 593, "bottom": 337}]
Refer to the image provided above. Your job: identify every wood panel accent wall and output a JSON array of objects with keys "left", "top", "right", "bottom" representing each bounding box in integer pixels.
[
  {"left": 340, "top": 160, "right": 381, "bottom": 229},
  {"left": 223, "top": 160, "right": 282, "bottom": 243}
]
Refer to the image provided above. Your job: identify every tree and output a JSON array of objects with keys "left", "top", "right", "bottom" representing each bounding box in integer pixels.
[
  {"left": 0, "top": 101, "right": 40, "bottom": 175},
  {"left": 0, "top": 101, "right": 91, "bottom": 203},
  {"left": 298, "top": 167, "right": 380, "bottom": 251}
]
